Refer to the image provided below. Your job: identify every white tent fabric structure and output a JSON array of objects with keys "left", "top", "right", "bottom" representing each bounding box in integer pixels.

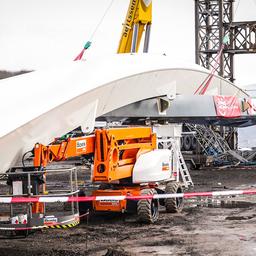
[{"left": 0, "top": 54, "right": 248, "bottom": 172}]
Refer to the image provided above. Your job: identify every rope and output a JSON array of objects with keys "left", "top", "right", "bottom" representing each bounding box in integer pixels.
[
  {"left": 89, "top": 0, "right": 115, "bottom": 42},
  {"left": 73, "top": 0, "right": 115, "bottom": 61},
  {"left": 194, "top": 43, "right": 226, "bottom": 95}
]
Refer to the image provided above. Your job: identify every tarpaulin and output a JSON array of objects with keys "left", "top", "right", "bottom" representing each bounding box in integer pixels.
[{"left": 214, "top": 95, "right": 241, "bottom": 118}]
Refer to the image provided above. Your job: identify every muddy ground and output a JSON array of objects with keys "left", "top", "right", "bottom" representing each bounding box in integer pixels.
[{"left": 1, "top": 167, "right": 256, "bottom": 256}]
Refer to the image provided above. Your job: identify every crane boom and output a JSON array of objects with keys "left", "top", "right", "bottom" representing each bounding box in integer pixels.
[{"left": 117, "top": 0, "right": 152, "bottom": 53}]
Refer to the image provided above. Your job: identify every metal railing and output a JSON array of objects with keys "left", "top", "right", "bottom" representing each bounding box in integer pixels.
[{"left": 0, "top": 167, "right": 80, "bottom": 233}]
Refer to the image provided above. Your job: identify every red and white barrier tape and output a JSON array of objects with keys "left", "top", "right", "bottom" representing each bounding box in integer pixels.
[
  {"left": 0, "top": 225, "right": 47, "bottom": 231},
  {"left": 1, "top": 189, "right": 256, "bottom": 204}
]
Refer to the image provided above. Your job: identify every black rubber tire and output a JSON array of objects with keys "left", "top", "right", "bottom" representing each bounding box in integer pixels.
[
  {"left": 137, "top": 188, "right": 159, "bottom": 224},
  {"left": 180, "top": 137, "right": 184, "bottom": 150},
  {"left": 165, "top": 182, "right": 184, "bottom": 213},
  {"left": 183, "top": 135, "right": 192, "bottom": 151},
  {"left": 191, "top": 137, "right": 197, "bottom": 150}
]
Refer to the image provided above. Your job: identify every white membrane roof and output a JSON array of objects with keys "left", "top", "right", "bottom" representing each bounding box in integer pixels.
[{"left": 0, "top": 54, "right": 248, "bottom": 172}]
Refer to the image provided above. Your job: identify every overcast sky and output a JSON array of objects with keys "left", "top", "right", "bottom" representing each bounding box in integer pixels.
[{"left": 0, "top": 0, "right": 256, "bottom": 86}]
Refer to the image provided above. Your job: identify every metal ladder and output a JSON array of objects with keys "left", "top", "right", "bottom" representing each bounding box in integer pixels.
[{"left": 158, "top": 138, "right": 194, "bottom": 188}]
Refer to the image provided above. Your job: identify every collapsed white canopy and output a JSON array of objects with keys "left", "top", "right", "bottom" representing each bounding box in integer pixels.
[{"left": 0, "top": 54, "right": 247, "bottom": 172}]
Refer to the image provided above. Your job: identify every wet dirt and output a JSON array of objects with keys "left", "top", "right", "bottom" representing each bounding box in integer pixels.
[{"left": 1, "top": 167, "right": 256, "bottom": 255}]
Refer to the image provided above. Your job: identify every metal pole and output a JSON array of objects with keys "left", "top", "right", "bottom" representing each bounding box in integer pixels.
[
  {"left": 143, "top": 24, "right": 151, "bottom": 53},
  {"left": 28, "top": 173, "right": 31, "bottom": 196},
  {"left": 230, "top": 53, "right": 235, "bottom": 83},
  {"left": 131, "top": 24, "right": 139, "bottom": 53},
  {"left": 194, "top": 0, "right": 200, "bottom": 64},
  {"left": 70, "top": 169, "right": 74, "bottom": 215},
  {"left": 27, "top": 173, "right": 32, "bottom": 218},
  {"left": 43, "top": 171, "right": 46, "bottom": 215},
  {"left": 75, "top": 168, "right": 79, "bottom": 212},
  {"left": 10, "top": 184, "right": 13, "bottom": 217},
  {"left": 206, "top": 1, "right": 210, "bottom": 70},
  {"left": 229, "top": 1, "right": 235, "bottom": 82},
  {"left": 218, "top": 0, "right": 224, "bottom": 77}
]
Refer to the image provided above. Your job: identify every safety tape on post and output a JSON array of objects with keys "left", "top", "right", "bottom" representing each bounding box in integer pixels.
[{"left": 1, "top": 189, "right": 256, "bottom": 204}]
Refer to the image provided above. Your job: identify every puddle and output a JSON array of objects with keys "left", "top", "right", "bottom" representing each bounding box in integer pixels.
[{"left": 188, "top": 198, "right": 255, "bottom": 209}]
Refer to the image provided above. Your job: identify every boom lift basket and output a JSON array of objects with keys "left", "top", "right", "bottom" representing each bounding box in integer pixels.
[{"left": 0, "top": 167, "right": 80, "bottom": 236}]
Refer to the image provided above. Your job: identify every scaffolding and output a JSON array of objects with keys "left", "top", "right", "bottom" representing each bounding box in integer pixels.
[
  {"left": 186, "top": 123, "right": 248, "bottom": 164},
  {"left": 195, "top": 0, "right": 256, "bottom": 82}
]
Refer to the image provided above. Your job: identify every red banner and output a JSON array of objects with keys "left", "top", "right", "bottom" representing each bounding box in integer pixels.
[{"left": 214, "top": 96, "right": 241, "bottom": 118}]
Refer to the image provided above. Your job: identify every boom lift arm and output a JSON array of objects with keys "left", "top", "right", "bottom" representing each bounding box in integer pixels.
[
  {"left": 33, "top": 127, "right": 157, "bottom": 182},
  {"left": 117, "top": 0, "right": 152, "bottom": 53}
]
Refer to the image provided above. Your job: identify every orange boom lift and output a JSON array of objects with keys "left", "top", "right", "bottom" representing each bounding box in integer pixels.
[{"left": 32, "top": 126, "right": 183, "bottom": 223}]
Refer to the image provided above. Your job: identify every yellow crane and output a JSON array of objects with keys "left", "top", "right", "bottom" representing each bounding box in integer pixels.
[
  {"left": 74, "top": 0, "right": 152, "bottom": 60},
  {"left": 117, "top": 0, "right": 152, "bottom": 53}
]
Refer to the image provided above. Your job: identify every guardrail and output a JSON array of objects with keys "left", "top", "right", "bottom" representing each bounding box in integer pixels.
[{"left": 0, "top": 167, "right": 80, "bottom": 234}]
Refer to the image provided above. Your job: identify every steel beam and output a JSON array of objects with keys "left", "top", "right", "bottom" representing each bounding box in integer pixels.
[{"left": 195, "top": 0, "right": 256, "bottom": 83}]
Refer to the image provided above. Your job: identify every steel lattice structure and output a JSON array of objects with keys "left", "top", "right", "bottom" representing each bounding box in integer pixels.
[{"left": 195, "top": 0, "right": 256, "bottom": 82}]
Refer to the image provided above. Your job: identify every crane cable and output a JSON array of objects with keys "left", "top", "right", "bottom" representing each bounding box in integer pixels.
[
  {"left": 194, "top": 0, "right": 241, "bottom": 95},
  {"left": 74, "top": 0, "right": 115, "bottom": 61}
]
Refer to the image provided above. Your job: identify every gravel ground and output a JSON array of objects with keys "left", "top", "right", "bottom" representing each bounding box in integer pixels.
[{"left": 1, "top": 166, "right": 256, "bottom": 256}]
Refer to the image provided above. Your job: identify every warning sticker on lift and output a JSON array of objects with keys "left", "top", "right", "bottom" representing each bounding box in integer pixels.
[
  {"left": 99, "top": 200, "right": 120, "bottom": 206},
  {"left": 44, "top": 216, "right": 58, "bottom": 226},
  {"left": 76, "top": 140, "right": 86, "bottom": 154},
  {"left": 162, "top": 162, "right": 170, "bottom": 171}
]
